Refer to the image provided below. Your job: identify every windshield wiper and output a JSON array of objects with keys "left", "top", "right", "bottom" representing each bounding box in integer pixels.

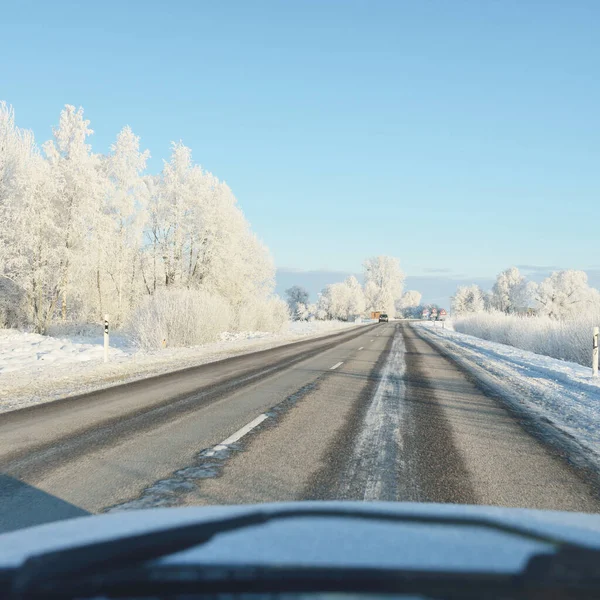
[
  {"left": 523, "top": 546, "right": 600, "bottom": 590},
  {"left": 19, "top": 563, "right": 520, "bottom": 599},
  {"left": 6, "top": 505, "right": 598, "bottom": 598}
]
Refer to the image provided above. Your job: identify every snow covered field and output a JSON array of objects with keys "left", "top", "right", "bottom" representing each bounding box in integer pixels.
[
  {"left": 451, "top": 310, "right": 600, "bottom": 368},
  {"left": 414, "top": 321, "right": 600, "bottom": 470},
  {"left": 0, "top": 320, "right": 364, "bottom": 414}
]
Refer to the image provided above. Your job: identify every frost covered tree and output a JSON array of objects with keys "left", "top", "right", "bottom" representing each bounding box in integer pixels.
[
  {"left": 535, "top": 270, "right": 597, "bottom": 319},
  {"left": 344, "top": 275, "right": 365, "bottom": 317},
  {"left": 0, "top": 102, "right": 16, "bottom": 197},
  {"left": 140, "top": 157, "right": 279, "bottom": 336},
  {"left": 363, "top": 280, "right": 379, "bottom": 314},
  {"left": 144, "top": 142, "right": 275, "bottom": 316},
  {"left": 295, "top": 302, "right": 309, "bottom": 321},
  {"left": 363, "top": 255, "right": 404, "bottom": 315},
  {"left": 315, "top": 292, "right": 329, "bottom": 320},
  {"left": 0, "top": 101, "right": 284, "bottom": 338},
  {"left": 285, "top": 285, "right": 310, "bottom": 319},
  {"left": 147, "top": 142, "right": 197, "bottom": 288},
  {"left": 319, "top": 283, "right": 350, "bottom": 320},
  {"left": 0, "top": 104, "right": 62, "bottom": 332},
  {"left": 396, "top": 290, "right": 422, "bottom": 316},
  {"left": 451, "top": 285, "right": 485, "bottom": 315},
  {"left": 197, "top": 192, "right": 275, "bottom": 316},
  {"left": 99, "top": 126, "right": 150, "bottom": 323},
  {"left": 490, "top": 267, "right": 531, "bottom": 314},
  {"left": 43, "top": 105, "right": 103, "bottom": 321},
  {"left": 482, "top": 289, "right": 495, "bottom": 312},
  {"left": 0, "top": 103, "right": 22, "bottom": 269},
  {"left": 317, "top": 276, "right": 365, "bottom": 320}
]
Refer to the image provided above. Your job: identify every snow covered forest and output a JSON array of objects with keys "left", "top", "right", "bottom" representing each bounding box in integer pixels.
[
  {"left": 449, "top": 267, "right": 600, "bottom": 367},
  {"left": 0, "top": 102, "right": 286, "bottom": 347},
  {"left": 0, "top": 102, "right": 417, "bottom": 350}
]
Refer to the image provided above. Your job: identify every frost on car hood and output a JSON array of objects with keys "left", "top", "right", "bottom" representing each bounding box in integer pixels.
[{"left": 1, "top": 501, "right": 600, "bottom": 572}]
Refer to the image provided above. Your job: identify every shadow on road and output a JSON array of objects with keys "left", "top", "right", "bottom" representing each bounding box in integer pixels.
[{"left": 0, "top": 474, "right": 90, "bottom": 534}]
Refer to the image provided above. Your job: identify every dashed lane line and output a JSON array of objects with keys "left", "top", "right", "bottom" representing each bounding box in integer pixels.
[{"left": 204, "top": 414, "right": 269, "bottom": 457}]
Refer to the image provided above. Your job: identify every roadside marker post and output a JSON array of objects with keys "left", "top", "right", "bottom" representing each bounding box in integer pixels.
[
  {"left": 104, "top": 314, "right": 109, "bottom": 363},
  {"left": 593, "top": 327, "right": 599, "bottom": 378}
]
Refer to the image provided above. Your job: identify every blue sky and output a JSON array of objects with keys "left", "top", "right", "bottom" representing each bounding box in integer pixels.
[{"left": 2, "top": 0, "right": 599, "bottom": 305}]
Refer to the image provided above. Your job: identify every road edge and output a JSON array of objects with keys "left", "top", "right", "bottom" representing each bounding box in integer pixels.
[
  {"left": 411, "top": 322, "right": 600, "bottom": 481},
  {"left": 0, "top": 324, "right": 378, "bottom": 419}
]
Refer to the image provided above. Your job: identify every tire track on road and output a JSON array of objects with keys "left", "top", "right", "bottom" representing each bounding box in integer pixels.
[
  {"left": 401, "top": 325, "right": 477, "bottom": 504},
  {"left": 308, "top": 323, "right": 475, "bottom": 502},
  {"left": 307, "top": 324, "right": 421, "bottom": 501},
  {"left": 338, "top": 326, "right": 409, "bottom": 501}
]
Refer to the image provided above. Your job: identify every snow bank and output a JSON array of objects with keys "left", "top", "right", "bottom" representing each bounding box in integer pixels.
[
  {"left": 0, "top": 329, "right": 129, "bottom": 374},
  {"left": 452, "top": 311, "right": 600, "bottom": 368},
  {"left": 0, "top": 320, "right": 361, "bottom": 414},
  {"left": 414, "top": 322, "right": 600, "bottom": 470}
]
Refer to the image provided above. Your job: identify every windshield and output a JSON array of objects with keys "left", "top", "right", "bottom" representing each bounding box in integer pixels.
[{"left": 1, "top": 0, "right": 599, "bottom": 594}]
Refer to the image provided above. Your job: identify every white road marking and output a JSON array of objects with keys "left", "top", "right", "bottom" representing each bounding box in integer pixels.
[
  {"left": 370, "top": 339, "right": 375, "bottom": 342},
  {"left": 330, "top": 361, "right": 344, "bottom": 370},
  {"left": 205, "top": 414, "right": 269, "bottom": 456},
  {"left": 358, "top": 347, "right": 364, "bottom": 350}
]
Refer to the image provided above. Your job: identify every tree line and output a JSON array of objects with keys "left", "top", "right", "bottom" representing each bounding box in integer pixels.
[
  {"left": 451, "top": 267, "right": 600, "bottom": 319},
  {"left": 0, "top": 102, "right": 278, "bottom": 336},
  {"left": 285, "top": 256, "right": 423, "bottom": 321}
]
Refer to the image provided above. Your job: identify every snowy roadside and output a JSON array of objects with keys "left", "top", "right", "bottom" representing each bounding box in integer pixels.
[
  {"left": 412, "top": 321, "right": 600, "bottom": 471},
  {"left": 0, "top": 321, "right": 367, "bottom": 414}
]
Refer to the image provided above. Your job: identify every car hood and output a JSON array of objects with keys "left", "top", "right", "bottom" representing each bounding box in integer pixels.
[{"left": 1, "top": 501, "right": 600, "bottom": 573}]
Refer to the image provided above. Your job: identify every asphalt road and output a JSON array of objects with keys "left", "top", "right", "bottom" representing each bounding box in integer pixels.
[{"left": 1, "top": 322, "right": 599, "bottom": 533}]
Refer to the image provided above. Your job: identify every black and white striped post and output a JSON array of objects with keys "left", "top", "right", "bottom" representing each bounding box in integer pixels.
[
  {"left": 593, "top": 327, "right": 598, "bottom": 378},
  {"left": 104, "top": 315, "right": 109, "bottom": 363}
]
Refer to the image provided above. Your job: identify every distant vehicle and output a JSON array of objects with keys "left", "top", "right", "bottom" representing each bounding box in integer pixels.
[
  {"left": 379, "top": 313, "right": 389, "bottom": 323},
  {"left": 370, "top": 311, "right": 381, "bottom": 320}
]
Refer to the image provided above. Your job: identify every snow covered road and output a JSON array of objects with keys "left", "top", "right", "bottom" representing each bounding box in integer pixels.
[{"left": 1, "top": 322, "right": 599, "bottom": 533}]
